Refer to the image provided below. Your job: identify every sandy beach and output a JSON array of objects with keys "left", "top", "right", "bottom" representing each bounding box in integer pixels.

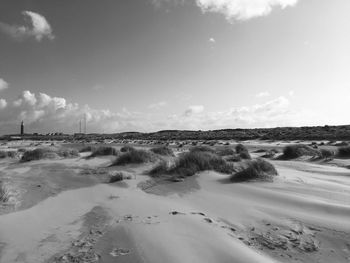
[{"left": 0, "top": 141, "right": 349, "bottom": 263}]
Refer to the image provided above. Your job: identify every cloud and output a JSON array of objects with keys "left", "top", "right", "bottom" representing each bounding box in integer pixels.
[
  {"left": 0, "top": 11, "right": 54, "bottom": 41},
  {"left": 148, "top": 101, "right": 167, "bottom": 109},
  {"left": 0, "top": 99, "right": 7, "bottom": 109},
  {"left": 209, "top": 37, "right": 216, "bottom": 43},
  {"left": 256, "top": 91, "right": 270, "bottom": 98},
  {"left": 0, "top": 78, "right": 9, "bottom": 91},
  {"left": 196, "top": 0, "right": 298, "bottom": 21},
  {"left": 0, "top": 90, "right": 317, "bottom": 135},
  {"left": 184, "top": 105, "right": 204, "bottom": 116}
]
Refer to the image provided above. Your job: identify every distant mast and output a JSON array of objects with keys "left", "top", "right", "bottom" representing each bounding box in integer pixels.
[{"left": 20, "top": 121, "right": 24, "bottom": 135}]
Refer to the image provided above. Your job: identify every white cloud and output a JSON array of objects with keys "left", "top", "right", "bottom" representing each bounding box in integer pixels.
[
  {"left": 0, "top": 79, "right": 9, "bottom": 91},
  {"left": 148, "top": 101, "right": 167, "bottom": 109},
  {"left": 0, "top": 99, "right": 7, "bottom": 109},
  {"left": 184, "top": 105, "right": 205, "bottom": 116},
  {"left": 288, "top": 90, "right": 295, "bottom": 96},
  {"left": 256, "top": 91, "right": 270, "bottom": 98},
  {"left": 0, "top": 11, "right": 54, "bottom": 41},
  {"left": 196, "top": 0, "right": 298, "bottom": 21},
  {"left": 209, "top": 37, "right": 216, "bottom": 43},
  {"left": 0, "top": 90, "right": 318, "bottom": 135}
]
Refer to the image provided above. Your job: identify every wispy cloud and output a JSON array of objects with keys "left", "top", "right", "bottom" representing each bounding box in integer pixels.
[
  {"left": 0, "top": 99, "right": 7, "bottom": 109},
  {"left": 148, "top": 101, "right": 167, "bottom": 109},
  {"left": 0, "top": 78, "right": 9, "bottom": 91},
  {"left": 0, "top": 11, "right": 54, "bottom": 41},
  {"left": 256, "top": 91, "right": 270, "bottom": 98},
  {"left": 184, "top": 105, "right": 204, "bottom": 116}
]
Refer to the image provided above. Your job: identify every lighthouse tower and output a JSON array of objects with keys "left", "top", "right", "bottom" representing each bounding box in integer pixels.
[{"left": 20, "top": 121, "right": 24, "bottom": 135}]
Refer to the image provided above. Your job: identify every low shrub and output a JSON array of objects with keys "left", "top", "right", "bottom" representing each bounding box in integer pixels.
[
  {"left": 337, "top": 146, "right": 350, "bottom": 158},
  {"left": 90, "top": 146, "right": 118, "bottom": 157},
  {"left": 282, "top": 144, "right": 318, "bottom": 159},
  {"left": 120, "top": 145, "right": 135, "bottom": 152},
  {"left": 230, "top": 158, "right": 278, "bottom": 182},
  {"left": 112, "top": 149, "right": 153, "bottom": 166},
  {"left": 150, "top": 146, "right": 174, "bottom": 156}
]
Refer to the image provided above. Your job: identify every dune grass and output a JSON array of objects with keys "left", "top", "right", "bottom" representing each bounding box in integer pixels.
[
  {"left": 0, "top": 182, "right": 9, "bottom": 202},
  {"left": 189, "top": 145, "right": 215, "bottom": 154},
  {"left": 230, "top": 158, "right": 278, "bottom": 182},
  {"left": 216, "top": 147, "right": 235, "bottom": 156},
  {"left": 108, "top": 172, "right": 132, "bottom": 183},
  {"left": 149, "top": 151, "right": 235, "bottom": 178},
  {"left": 89, "top": 146, "right": 118, "bottom": 157},
  {"left": 79, "top": 145, "right": 96, "bottom": 153},
  {"left": 150, "top": 146, "right": 174, "bottom": 156},
  {"left": 337, "top": 146, "right": 350, "bottom": 158},
  {"left": 235, "top": 144, "right": 251, "bottom": 159},
  {"left": 112, "top": 148, "right": 154, "bottom": 166},
  {"left": 120, "top": 145, "right": 135, "bottom": 152},
  {"left": 282, "top": 144, "right": 319, "bottom": 159},
  {"left": 21, "top": 147, "right": 79, "bottom": 162},
  {"left": 0, "top": 151, "right": 17, "bottom": 159}
]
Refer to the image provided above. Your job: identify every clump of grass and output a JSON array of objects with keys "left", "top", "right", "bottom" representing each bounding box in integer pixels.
[
  {"left": 21, "top": 148, "right": 51, "bottom": 162},
  {"left": 148, "top": 151, "right": 235, "bottom": 179},
  {"left": 79, "top": 145, "right": 96, "bottom": 153},
  {"left": 112, "top": 149, "right": 154, "bottom": 166},
  {"left": 150, "top": 146, "right": 174, "bottom": 156},
  {"left": 235, "top": 144, "right": 251, "bottom": 159},
  {"left": 282, "top": 144, "right": 318, "bottom": 159},
  {"left": 21, "top": 147, "right": 80, "bottom": 162},
  {"left": 216, "top": 147, "right": 235, "bottom": 156},
  {"left": 230, "top": 158, "right": 278, "bottom": 182},
  {"left": 319, "top": 148, "right": 335, "bottom": 160},
  {"left": 0, "top": 181, "right": 9, "bottom": 202},
  {"left": 189, "top": 145, "right": 215, "bottom": 154},
  {"left": 0, "top": 151, "right": 17, "bottom": 159},
  {"left": 169, "top": 151, "right": 234, "bottom": 177},
  {"left": 225, "top": 155, "right": 242, "bottom": 162},
  {"left": 337, "top": 146, "right": 350, "bottom": 158},
  {"left": 120, "top": 145, "right": 135, "bottom": 152},
  {"left": 148, "top": 161, "right": 169, "bottom": 177},
  {"left": 57, "top": 148, "right": 79, "bottom": 158},
  {"left": 109, "top": 172, "right": 132, "bottom": 183},
  {"left": 90, "top": 146, "right": 118, "bottom": 157}
]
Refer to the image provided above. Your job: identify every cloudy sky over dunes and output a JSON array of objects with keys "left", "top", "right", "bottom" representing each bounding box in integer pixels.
[{"left": 0, "top": 0, "right": 349, "bottom": 134}]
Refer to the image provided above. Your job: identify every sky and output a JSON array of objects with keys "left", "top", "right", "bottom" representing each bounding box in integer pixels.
[{"left": 0, "top": 0, "right": 350, "bottom": 135}]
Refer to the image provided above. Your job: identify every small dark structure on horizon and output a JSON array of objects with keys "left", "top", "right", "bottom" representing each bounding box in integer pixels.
[{"left": 20, "top": 121, "right": 24, "bottom": 135}]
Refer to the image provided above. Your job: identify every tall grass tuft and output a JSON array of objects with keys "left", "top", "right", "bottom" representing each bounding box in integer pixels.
[
  {"left": 112, "top": 148, "right": 154, "bottom": 166},
  {"left": 230, "top": 158, "right": 278, "bottom": 182},
  {"left": 282, "top": 144, "right": 318, "bottom": 159},
  {"left": 89, "top": 146, "right": 118, "bottom": 157},
  {"left": 150, "top": 146, "right": 174, "bottom": 156}
]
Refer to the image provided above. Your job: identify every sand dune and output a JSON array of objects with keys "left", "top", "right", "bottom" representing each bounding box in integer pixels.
[{"left": 0, "top": 144, "right": 349, "bottom": 262}]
